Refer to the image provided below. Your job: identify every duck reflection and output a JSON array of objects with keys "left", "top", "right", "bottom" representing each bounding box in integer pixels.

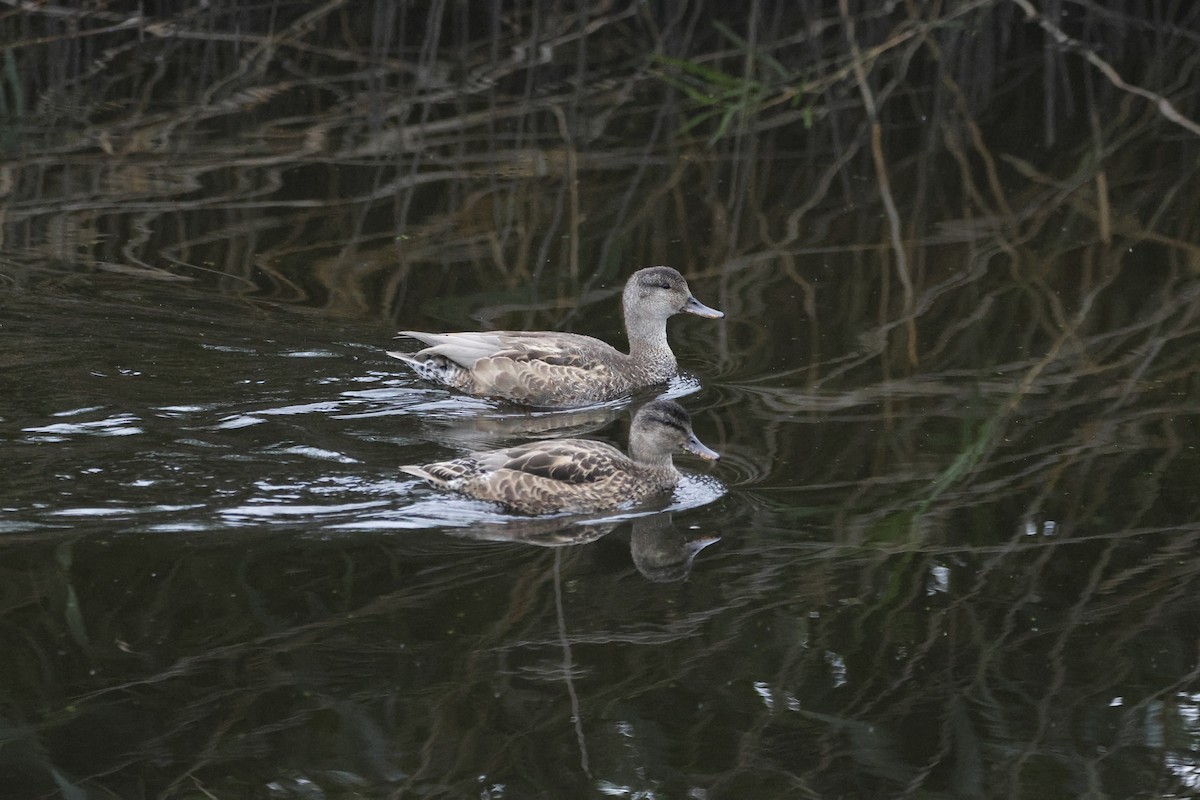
[
  {"left": 426, "top": 403, "right": 623, "bottom": 450},
  {"left": 629, "top": 512, "right": 719, "bottom": 583},
  {"left": 449, "top": 512, "right": 717, "bottom": 582},
  {"left": 409, "top": 372, "right": 704, "bottom": 450},
  {"left": 402, "top": 400, "right": 718, "bottom": 515}
]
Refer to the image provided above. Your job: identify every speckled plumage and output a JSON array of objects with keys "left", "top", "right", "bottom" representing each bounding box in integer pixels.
[
  {"left": 389, "top": 266, "right": 723, "bottom": 407},
  {"left": 400, "top": 399, "right": 720, "bottom": 514}
]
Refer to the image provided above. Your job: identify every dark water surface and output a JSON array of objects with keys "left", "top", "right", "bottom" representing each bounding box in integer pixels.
[
  {"left": 5, "top": 262, "right": 1200, "bottom": 799},
  {"left": 4, "top": 2, "right": 1200, "bottom": 798}
]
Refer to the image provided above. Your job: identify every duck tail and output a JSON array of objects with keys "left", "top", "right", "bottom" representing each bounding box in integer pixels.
[{"left": 399, "top": 464, "right": 438, "bottom": 484}]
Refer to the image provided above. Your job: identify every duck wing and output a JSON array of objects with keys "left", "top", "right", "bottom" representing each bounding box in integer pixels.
[
  {"left": 398, "top": 330, "right": 618, "bottom": 368},
  {"left": 396, "top": 330, "right": 632, "bottom": 406},
  {"left": 475, "top": 439, "right": 628, "bottom": 485},
  {"left": 402, "top": 438, "right": 654, "bottom": 514}
]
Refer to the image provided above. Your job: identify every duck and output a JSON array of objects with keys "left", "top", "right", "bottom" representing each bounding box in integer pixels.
[
  {"left": 388, "top": 266, "right": 723, "bottom": 407},
  {"left": 400, "top": 399, "right": 719, "bottom": 514},
  {"left": 630, "top": 513, "right": 721, "bottom": 583}
]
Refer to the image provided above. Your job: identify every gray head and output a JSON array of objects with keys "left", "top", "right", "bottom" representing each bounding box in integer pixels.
[
  {"left": 630, "top": 512, "right": 721, "bottom": 582},
  {"left": 628, "top": 399, "right": 721, "bottom": 465},
  {"left": 621, "top": 267, "right": 723, "bottom": 337}
]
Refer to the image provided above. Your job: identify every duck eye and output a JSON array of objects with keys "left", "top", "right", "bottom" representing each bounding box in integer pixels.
[{"left": 659, "top": 282, "right": 672, "bottom": 290}]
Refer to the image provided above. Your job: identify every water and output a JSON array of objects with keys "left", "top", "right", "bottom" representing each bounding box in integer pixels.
[
  {"left": 6, "top": 262, "right": 1200, "bottom": 798},
  {"left": 4, "top": 3, "right": 1200, "bottom": 798}
]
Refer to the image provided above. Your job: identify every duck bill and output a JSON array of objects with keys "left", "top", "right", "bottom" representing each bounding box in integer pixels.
[
  {"left": 682, "top": 295, "right": 724, "bottom": 319},
  {"left": 684, "top": 433, "right": 721, "bottom": 461},
  {"left": 688, "top": 534, "right": 721, "bottom": 556}
]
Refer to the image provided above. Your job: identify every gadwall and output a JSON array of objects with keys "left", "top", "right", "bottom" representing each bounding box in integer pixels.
[
  {"left": 400, "top": 399, "right": 719, "bottom": 514},
  {"left": 389, "top": 266, "right": 723, "bottom": 407}
]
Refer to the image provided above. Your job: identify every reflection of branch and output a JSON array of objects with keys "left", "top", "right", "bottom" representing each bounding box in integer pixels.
[
  {"left": 1012, "top": 0, "right": 1200, "bottom": 137},
  {"left": 839, "top": 0, "right": 917, "bottom": 367},
  {"left": 554, "top": 550, "right": 591, "bottom": 777}
]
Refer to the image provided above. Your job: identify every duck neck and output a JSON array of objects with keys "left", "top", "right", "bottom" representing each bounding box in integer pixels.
[
  {"left": 623, "top": 301, "right": 675, "bottom": 374},
  {"left": 629, "top": 442, "right": 676, "bottom": 473}
]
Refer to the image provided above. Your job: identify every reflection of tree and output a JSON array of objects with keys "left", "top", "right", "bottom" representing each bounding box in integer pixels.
[
  {"left": 3, "top": 517, "right": 1198, "bottom": 796},
  {"left": 1, "top": 0, "right": 1199, "bottom": 797}
]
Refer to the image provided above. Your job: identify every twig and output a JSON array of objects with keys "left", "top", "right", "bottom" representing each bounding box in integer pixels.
[
  {"left": 551, "top": 106, "right": 581, "bottom": 280},
  {"left": 1011, "top": 0, "right": 1200, "bottom": 138}
]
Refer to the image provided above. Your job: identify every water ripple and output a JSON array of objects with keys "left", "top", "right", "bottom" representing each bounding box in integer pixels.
[
  {"left": 51, "top": 405, "right": 106, "bottom": 417},
  {"left": 268, "top": 445, "right": 359, "bottom": 464},
  {"left": 666, "top": 471, "right": 727, "bottom": 512},
  {"left": 710, "top": 445, "right": 775, "bottom": 487},
  {"left": 22, "top": 413, "right": 143, "bottom": 441},
  {"left": 660, "top": 372, "right": 703, "bottom": 401},
  {"left": 220, "top": 499, "right": 390, "bottom": 523},
  {"left": 214, "top": 414, "right": 264, "bottom": 429}
]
